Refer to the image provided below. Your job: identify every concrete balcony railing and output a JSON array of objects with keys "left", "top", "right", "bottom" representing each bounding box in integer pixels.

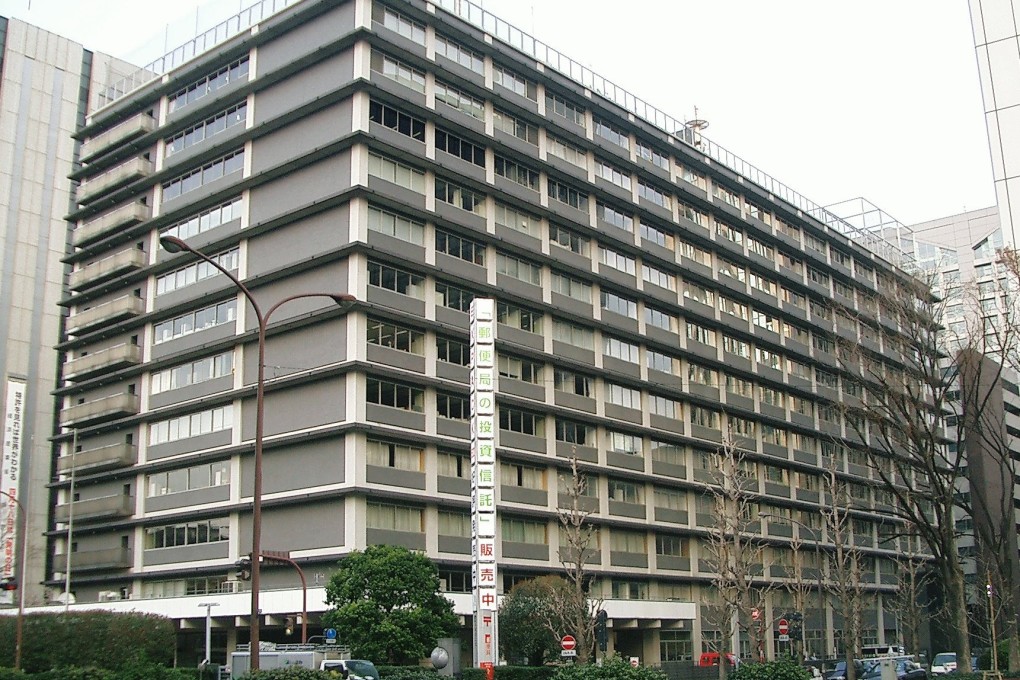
[
  {"left": 59, "top": 393, "right": 139, "bottom": 428},
  {"left": 59, "top": 547, "right": 132, "bottom": 572},
  {"left": 80, "top": 113, "right": 155, "bottom": 163},
  {"left": 64, "top": 343, "right": 141, "bottom": 381},
  {"left": 73, "top": 201, "right": 150, "bottom": 246},
  {"left": 77, "top": 157, "right": 153, "bottom": 204},
  {"left": 68, "top": 248, "right": 146, "bottom": 291},
  {"left": 56, "top": 442, "right": 136, "bottom": 475},
  {"left": 65, "top": 295, "right": 144, "bottom": 336},
  {"left": 54, "top": 494, "right": 134, "bottom": 524}
]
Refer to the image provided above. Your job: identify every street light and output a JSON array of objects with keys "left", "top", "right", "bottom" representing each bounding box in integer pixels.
[
  {"left": 198, "top": 601, "right": 219, "bottom": 670},
  {"left": 159, "top": 234, "right": 356, "bottom": 670},
  {"left": 0, "top": 490, "right": 28, "bottom": 670}
]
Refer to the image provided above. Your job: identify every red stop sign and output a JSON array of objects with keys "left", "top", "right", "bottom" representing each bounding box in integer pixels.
[
  {"left": 778, "top": 619, "right": 789, "bottom": 635},
  {"left": 561, "top": 635, "right": 577, "bottom": 651}
]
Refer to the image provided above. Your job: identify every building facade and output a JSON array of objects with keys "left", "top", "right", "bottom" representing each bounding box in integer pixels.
[{"left": 56, "top": 0, "right": 929, "bottom": 666}]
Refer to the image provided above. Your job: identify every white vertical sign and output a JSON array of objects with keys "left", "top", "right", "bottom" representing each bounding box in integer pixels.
[
  {"left": 1, "top": 379, "right": 26, "bottom": 599},
  {"left": 470, "top": 299, "right": 498, "bottom": 669}
]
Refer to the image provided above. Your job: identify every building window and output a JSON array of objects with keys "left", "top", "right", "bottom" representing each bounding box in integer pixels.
[
  {"left": 553, "top": 320, "right": 594, "bottom": 349},
  {"left": 723, "top": 336, "right": 750, "bottom": 359},
  {"left": 367, "top": 439, "right": 423, "bottom": 471},
  {"left": 719, "top": 296, "right": 749, "bottom": 321},
  {"left": 808, "top": 267, "right": 830, "bottom": 287},
  {"left": 647, "top": 350, "right": 677, "bottom": 374},
  {"left": 656, "top": 534, "right": 689, "bottom": 558},
  {"left": 434, "top": 34, "right": 483, "bottom": 73},
  {"left": 603, "top": 336, "right": 639, "bottom": 363},
  {"left": 435, "top": 128, "right": 486, "bottom": 166},
  {"left": 691, "top": 405, "right": 720, "bottom": 429},
  {"left": 147, "top": 460, "right": 229, "bottom": 496},
  {"left": 163, "top": 197, "right": 242, "bottom": 241},
  {"left": 651, "top": 441, "right": 685, "bottom": 466},
  {"left": 555, "top": 418, "right": 595, "bottom": 445},
  {"left": 750, "top": 272, "right": 777, "bottom": 296},
  {"left": 371, "top": 51, "right": 425, "bottom": 92},
  {"left": 436, "top": 177, "right": 485, "bottom": 214},
  {"left": 608, "top": 431, "right": 642, "bottom": 455},
  {"left": 638, "top": 181, "right": 671, "bottom": 209},
  {"left": 435, "top": 281, "right": 475, "bottom": 312},
  {"left": 776, "top": 218, "right": 800, "bottom": 240},
  {"left": 368, "top": 261, "right": 425, "bottom": 298},
  {"left": 650, "top": 394, "right": 682, "bottom": 419},
  {"left": 716, "top": 220, "right": 743, "bottom": 246},
  {"left": 679, "top": 202, "right": 707, "bottom": 226},
  {"left": 438, "top": 451, "right": 468, "bottom": 478},
  {"left": 683, "top": 281, "right": 714, "bottom": 306},
  {"left": 747, "top": 237, "right": 774, "bottom": 261},
  {"left": 610, "top": 530, "right": 645, "bottom": 554},
  {"left": 166, "top": 102, "right": 246, "bottom": 157},
  {"left": 686, "top": 322, "right": 716, "bottom": 347},
  {"left": 494, "top": 108, "right": 538, "bottom": 145},
  {"left": 495, "top": 202, "right": 539, "bottom": 237},
  {"left": 679, "top": 166, "right": 706, "bottom": 189},
  {"left": 153, "top": 300, "right": 237, "bottom": 344},
  {"left": 156, "top": 248, "right": 239, "bottom": 296},
  {"left": 502, "top": 517, "right": 547, "bottom": 543},
  {"left": 498, "top": 302, "right": 542, "bottom": 333},
  {"left": 367, "top": 502, "right": 423, "bottom": 532},
  {"left": 645, "top": 306, "right": 678, "bottom": 332},
  {"left": 554, "top": 369, "right": 592, "bottom": 397},
  {"left": 369, "top": 99, "right": 425, "bottom": 141},
  {"left": 495, "top": 156, "right": 540, "bottom": 191},
  {"left": 660, "top": 631, "right": 693, "bottom": 662},
  {"left": 547, "top": 178, "right": 588, "bottom": 211},
  {"left": 756, "top": 347, "right": 782, "bottom": 370},
  {"left": 596, "top": 160, "right": 632, "bottom": 190},
  {"left": 597, "top": 202, "right": 634, "bottom": 232},
  {"left": 752, "top": 310, "right": 779, "bottom": 333},
  {"left": 496, "top": 252, "right": 542, "bottom": 285},
  {"left": 436, "top": 336, "right": 470, "bottom": 366},
  {"left": 547, "top": 134, "right": 587, "bottom": 167},
  {"left": 546, "top": 92, "right": 586, "bottom": 126},
  {"left": 366, "top": 377, "right": 425, "bottom": 412},
  {"left": 641, "top": 223, "right": 674, "bottom": 250},
  {"left": 551, "top": 273, "right": 592, "bottom": 302},
  {"left": 150, "top": 351, "right": 234, "bottom": 395},
  {"left": 367, "top": 318, "right": 425, "bottom": 355},
  {"left": 804, "top": 231, "right": 828, "bottom": 255},
  {"left": 718, "top": 259, "right": 747, "bottom": 283},
  {"left": 373, "top": 4, "right": 425, "bottom": 42},
  {"left": 601, "top": 291, "right": 637, "bottom": 319},
  {"left": 498, "top": 355, "right": 541, "bottom": 384},
  {"left": 438, "top": 510, "right": 471, "bottom": 537},
  {"left": 493, "top": 64, "right": 537, "bottom": 100},
  {"left": 688, "top": 363, "right": 717, "bottom": 387},
  {"left": 594, "top": 119, "right": 629, "bottom": 150},
  {"left": 550, "top": 224, "right": 590, "bottom": 256},
  {"left": 436, "top": 392, "right": 470, "bottom": 421},
  {"left": 149, "top": 405, "right": 233, "bottom": 445},
  {"left": 145, "top": 518, "right": 229, "bottom": 549},
  {"left": 435, "top": 80, "right": 485, "bottom": 119},
  {"left": 606, "top": 383, "right": 641, "bottom": 409},
  {"left": 368, "top": 206, "right": 425, "bottom": 245},
  {"left": 762, "top": 424, "right": 787, "bottom": 446},
  {"left": 169, "top": 58, "right": 249, "bottom": 113},
  {"left": 500, "top": 461, "right": 545, "bottom": 488},
  {"left": 609, "top": 478, "right": 643, "bottom": 504},
  {"left": 436, "top": 229, "right": 485, "bottom": 265},
  {"left": 500, "top": 407, "right": 544, "bottom": 436},
  {"left": 680, "top": 239, "right": 711, "bottom": 265},
  {"left": 725, "top": 374, "right": 753, "bottom": 399},
  {"left": 636, "top": 140, "right": 669, "bottom": 170},
  {"left": 599, "top": 247, "right": 635, "bottom": 275},
  {"left": 760, "top": 386, "right": 784, "bottom": 408},
  {"left": 712, "top": 184, "right": 740, "bottom": 209},
  {"left": 162, "top": 150, "right": 244, "bottom": 202},
  {"left": 368, "top": 153, "right": 425, "bottom": 193}
]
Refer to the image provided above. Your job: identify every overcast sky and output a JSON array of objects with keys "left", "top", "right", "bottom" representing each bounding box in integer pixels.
[{"left": 0, "top": 0, "right": 997, "bottom": 227}]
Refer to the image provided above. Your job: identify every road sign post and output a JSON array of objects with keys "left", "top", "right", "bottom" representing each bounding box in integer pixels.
[{"left": 561, "top": 635, "right": 577, "bottom": 658}]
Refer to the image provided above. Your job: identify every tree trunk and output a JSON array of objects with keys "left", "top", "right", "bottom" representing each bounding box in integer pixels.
[{"left": 940, "top": 558, "right": 972, "bottom": 664}]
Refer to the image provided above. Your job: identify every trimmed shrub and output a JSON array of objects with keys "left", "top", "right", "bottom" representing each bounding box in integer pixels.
[
  {"left": 732, "top": 658, "right": 811, "bottom": 680},
  {"left": 0, "top": 612, "right": 175, "bottom": 673},
  {"left": 461, "top": 669, "right": 486, "bottom": 680},
  {"left": 238, "top": 667, "right": 332, "bottom": 680},
  {"left": 0, "top": 669, "right": 25, "bottom": 680},
  {"left": 496, "top": 667, "right": 556, "bottom": 680},
  {"left": 377, "top": 666, "right": 441, "bottom": 680},
  {"left": 31, "top": 667, "right": 115, "bottom": 680},
  {"left": 552, "top": 656, "right": 667, "bottom": 680}
]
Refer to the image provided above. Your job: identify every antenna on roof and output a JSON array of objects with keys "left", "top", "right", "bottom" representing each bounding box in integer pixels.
[{"left": 683, "top": 106, "right": 710, "bottom": 149}]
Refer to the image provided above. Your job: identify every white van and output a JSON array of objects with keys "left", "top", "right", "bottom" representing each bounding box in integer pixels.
[
  {"left": 930, "top": 653, "right": 957, "bottom": 675},
  {"left": 320, "top": 659, "right": 381, "bottom": 680}
]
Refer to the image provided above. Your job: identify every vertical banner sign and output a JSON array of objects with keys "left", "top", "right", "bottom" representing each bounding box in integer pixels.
[
  {"left": 1, "top": 379, "right": 26, "bottom": 605},
  {"left": 470, "top": 299, "right": 498, "bottom": 668}
]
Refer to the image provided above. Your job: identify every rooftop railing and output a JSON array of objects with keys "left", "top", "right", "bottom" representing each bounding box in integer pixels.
[{"left": 91, "top": 0, "right": 297, "bottom": 113}]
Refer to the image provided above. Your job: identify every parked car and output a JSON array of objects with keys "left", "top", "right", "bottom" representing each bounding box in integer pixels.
[
  {"left": 698, "top": 652, "right": 740, "bottom": 667},
  {"left": 860, "top": 659, "right": 928, "bottom": 680},
  {"left": 930, "top": 653, "right": 957, "bottom": 676},
  {"left": 320, "top": 659, "right": 381, "bottom": 680},
  {"left": 826, "top": 661, "right": 865, "bottom": 680}
]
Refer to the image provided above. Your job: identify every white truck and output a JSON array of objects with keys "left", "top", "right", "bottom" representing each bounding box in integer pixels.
[{"left": 230, "top": 642, "right": 351, "bottom": 678}]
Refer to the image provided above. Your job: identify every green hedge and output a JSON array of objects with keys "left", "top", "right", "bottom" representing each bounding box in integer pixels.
[
  {"left": 457, "top": 667, "right": 556, "bottom": 680},
  {"left": 376, "top": 666, "right": 441, "bottom": 680},
  {"left": 0, "top": 612, "right": 175, "bottom": 673}
]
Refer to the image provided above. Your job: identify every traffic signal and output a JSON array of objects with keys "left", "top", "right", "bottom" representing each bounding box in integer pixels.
[
  {"left": 595, "top": 609, "right": 609, "bottom": 652},
  {"left": 0, "top": 579, "right": 16, "bottom": 591},
  {"left": 235, "top": 555, "right": 252, "bottom": 581},
  {"left": 285, "top": 616, "right": 295, "bottom": 636},
  {"left": 987, "top": 583, "right": 994, "bottom": 598}
]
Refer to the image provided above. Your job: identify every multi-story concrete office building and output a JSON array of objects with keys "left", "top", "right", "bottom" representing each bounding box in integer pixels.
[
  {"left": 55, "top": 0, "right": 932, "bottom": 665},
  {"left": 0, "top": 17, "right": 132, "bottom": 608}
]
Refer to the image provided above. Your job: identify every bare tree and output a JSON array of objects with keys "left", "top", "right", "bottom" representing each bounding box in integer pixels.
[
  {"left": 821, "top": 465, "right": 865, "bottom": 680},
  {"left": 888, "top": 538, "right": 935, "bottom": 662},
  {"left": 784, "top": 524, "right": 821, "bottom": 660},
  {"left": 837, "top": 268, "right": 972, "bottom": 666},
  {"left": 703, "top": 435, "right": 775, "bottom": 676},
  {"left": 554, "top": 456, "right": 602, "bottom": 664}
]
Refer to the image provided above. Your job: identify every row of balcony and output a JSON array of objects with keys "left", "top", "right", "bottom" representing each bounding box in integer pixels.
[
  {"left": 56, "top": 442, "right": 136, "bottom": 475},
  {"left": 53, "top": 494, "right": 133, "bottom": 524},
  {"left": 78, "top": 157, "right": 153, "bottom": 205},
  {"left": 59, "top": 393, "right": 139, "bottom": 428},
  {"left": 64, "top": 344, "right": 141, "bottom": 382},
  {"left": 79, "top": 112, "right": 155, "bottom": 164},
  {"left": 68, "top": 248, "right": 146, "bottom": 292},
  {"left": 73, "top": 201, "right": 149, "bottom": 247},
  {"left": 65, "top": 295, "right": 144, "bottom": 336}
]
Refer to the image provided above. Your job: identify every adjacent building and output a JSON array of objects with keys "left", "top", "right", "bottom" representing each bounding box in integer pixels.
[{"left": 54, "top": 0, "right": 931, "bottom": 666}]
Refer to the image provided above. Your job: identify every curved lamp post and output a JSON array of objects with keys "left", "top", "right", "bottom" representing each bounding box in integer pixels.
[
  {"left": 0, "top": 490, "right": 27, "bottom": 670},
  {"left": 159, "top": 235, "right": 356, "bottom": 670}
]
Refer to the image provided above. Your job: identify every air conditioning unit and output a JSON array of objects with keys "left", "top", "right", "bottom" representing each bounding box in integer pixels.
[
  {"left": 98, "top": 590, "right": 121, "bottom": 602},
  {"left": 221, "top": 580, "right": 240, "bottom": 594}
]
